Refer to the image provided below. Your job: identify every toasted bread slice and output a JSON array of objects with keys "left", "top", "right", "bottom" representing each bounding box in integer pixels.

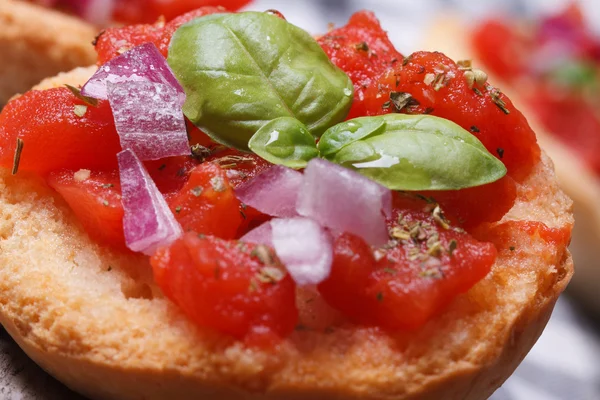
[
  {"left": 0, "top": 67, "right": 573, "bottom": 400},
  {"left": 0, "top": 0, "right": 96, "bottom": 106},
  {"left": 424, "top": 16, "right": 598, "bottom": 314}
]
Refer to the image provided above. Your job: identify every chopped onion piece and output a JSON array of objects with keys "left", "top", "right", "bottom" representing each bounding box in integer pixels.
[
  {"left": 240, "top": 221, "right": 273, "bottom": 246},
  {"left": 118, "top": 149, "right": 182, "bottom": 255},
  {"left": 108, "top": 81, "right": 190, "bottom": 160},
  {"left": 297, "top": 159, "right": 391, "bottom": 246},
  {"left": 81, "top": 43, "right": 184, "bottom": 103},
  {"left": 236, "top": 166, "right": 303, "bottom": 218},
  {"left": 241, "top": 218, "right": 333, "bottom": 286},
  {"left": 271, "top": 218, "right": 333, "bottom": 286}
]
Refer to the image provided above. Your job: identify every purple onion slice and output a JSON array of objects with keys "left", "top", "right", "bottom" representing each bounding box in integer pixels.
[
  {"left": 296, "top": 159, "right": 392, "bottom": 246},
  {"left": 241, "top": 218, "right": 333, "bottom": 286},
  {"left": 235, "top": 165, "right": 303, "bottom": 218},
  {"left": 108, "top": 80, "right": 190, "bottom": 160},
  {"left": 81, "top": 43, "right": 184, "bottom": 104},
  {"left": 240, "top": 221, "right": 273, "bottom": 247},
  {"left": 118, "top": 149, "right": 182, "bottom": 255},
  {"left": 271, "top": 217, "right": 333, "bottom": 286}
]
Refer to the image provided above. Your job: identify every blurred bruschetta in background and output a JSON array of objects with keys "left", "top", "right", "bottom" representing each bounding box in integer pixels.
[
  {"left": 0, "top": 0, "right": 96, "bottom": 106},
  {"left": 424, "top": 5, "right": 600, "bottom": 314}
]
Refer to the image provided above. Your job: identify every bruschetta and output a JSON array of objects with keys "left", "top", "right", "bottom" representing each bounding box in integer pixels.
[{"left": 0, "top": 8, "right": 573, "bottom": 400}]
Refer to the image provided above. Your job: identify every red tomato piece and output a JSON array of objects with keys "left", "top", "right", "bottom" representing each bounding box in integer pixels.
[
  {"left": 48, "top": 169, "right": 126, "bottom": 249},
  {"left": 422, "top": 175, "right": 518, "bottom": 230},
  {"left": 0, "top": 88, "right": 121, "bottom": 176},
  {"left": 145, "top": 156, "right": 199, "bottom": 197},
  {"left": 157, "top": 7, "right": 228, "bottom": 57},
  {"left": 95, "top": 20, "right": 165, "bottom": 64},
  {"left": 318, "top": 11, "right": 403, "bottom": 119},
  {"left": 187, "top": 121, "right": 219, "bottom": 148},
  {"left": 526, "top": 85, "right": 600, "bottom": 175},
  {"left": 207, "top": 149, "right": 272, "bottom": 188},
  {"left": 168, "top": 163, "right": 243, "bottom": 239},
  {"left": 319, "top": 197, "right": 496, "bottom": 330},
  {"left": 114, "top": 0, "right": 250, "bottom": 25},
  {"left": 151, "top": 233, "right": 298, "bottom": 343},
  {"left": 472, "top": 20, "right": 528, "bottom": 82},
  {"left": 362, "top": 51, "right": 540, "bottom": 182},
  {"left": 206, "top": 149, "right": 273, "bottom": 237}
]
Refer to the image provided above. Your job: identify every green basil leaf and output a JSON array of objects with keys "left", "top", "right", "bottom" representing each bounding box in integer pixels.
[
  {"left": 248, "top": 117, "right": 318, "bottom": 168},
  {"left": 326, "top": 114, "right": 507, "bottom": 190},
  {"left": 317, "top": 117, "right": 386, "bottom": 158},
  {"left": 167, "top": 12, "right": 354, "bottom": 150}
]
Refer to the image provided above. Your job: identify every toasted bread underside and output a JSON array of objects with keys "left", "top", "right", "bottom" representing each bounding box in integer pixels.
[
  {"left": 0, "top": 0, "right": 96, "bottom": 106},
  {"left": 0, "top": 67, "right": 573, "bottom": 400},
  {"left": 424, "top": 17, "right": 598, "bottom": 314}
]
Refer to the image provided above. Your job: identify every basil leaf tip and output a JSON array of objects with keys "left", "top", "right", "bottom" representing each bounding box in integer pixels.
[
  {"left": 167, "top": 11, "right": 353, "bottom": 150},
  {"left": 249, "top": 117, "right": 318, "bottom": 169}
]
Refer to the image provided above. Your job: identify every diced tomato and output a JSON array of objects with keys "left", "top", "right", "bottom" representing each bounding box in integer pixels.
[
  {"left": 422, "top": 175, "right": 518, "bottom": 230},
  {"left": 95, "top": 20, "right": 165, "bottom": 64},
  {"left": 472, "top": 20, "right": 529, "bottom": 82},
  {"left": 114, "top": 0, "right": 251, "bottom": 25},
  {"left": 145, "top": 156, "right": 199, "bottom": 197},
  {"left": 167, "top": 163, "right": 243, "bottom": 239},
  {"left": 151, "top": 233, "right": 298, "bottom": 343},
  {"left": 157, "top": 7, "right": 228, "bottom": 57},
  {"left": 207, "top": 149, "right": 272, "bottom": 188},
  {"left": 362, "top": 51, "right": 540, "bottom": 182},
  {"left": 187, "top": 121, "right": 219, "bottom": 148},
  {"left": 526, "top": 84, "right": 600, "bottom": 175},
  {"left": 47, "top": 169, "right": 126, "bottom": 249},
  {"left": 0, "top": 88, "right": 121, "bottom": 176},
  {"left": 318, "top": 11, "right": 403, "bottom": 119},
  {"left": 319, "top": 196, "right": 496, "bottom": 330},
  {"left": 206, "top": 149, "right": 273, "bottom": 237}
]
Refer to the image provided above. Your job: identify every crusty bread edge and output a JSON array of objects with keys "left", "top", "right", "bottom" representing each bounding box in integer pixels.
[
  {"left": 0, "top": 64, "right": 573, "bottom": 400},
  {"left": 424, "top": 16, "right": 598, "bottom": 313},
  {"left": 0, "top": 253, "right": 573, "bottom": 400}
]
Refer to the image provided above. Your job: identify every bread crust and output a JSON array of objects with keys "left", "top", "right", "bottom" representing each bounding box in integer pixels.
[
  {"left": 0, "top": 0, "right": 96, "bottom": 106},
  {"left": 424, "top": 16, "right": 598, "bottom": 314},
  {"left": 0, "top": 68, "right": 573, "bottom": 400}
]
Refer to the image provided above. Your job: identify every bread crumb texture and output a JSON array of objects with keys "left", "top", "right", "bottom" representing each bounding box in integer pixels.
[{"left": 0, "top": 0, "right": 96, "bottom": 105}]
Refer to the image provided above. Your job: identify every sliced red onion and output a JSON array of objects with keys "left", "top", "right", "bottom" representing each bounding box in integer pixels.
[
  {"left": 118, "top": 149, "right": 182, "bottom": 255},
  {"left": 240, "top": 221, "right": 273, "bottom": 246},
  {"left": 108, "top": 81, "right": 190, "bottom": 160},
  {"left": 296, "top": 159, "right": 391, "bottom": 246},
  {"left": 81, "top": 43, "right": 185, "bottom": 104},
  {"left": 235, "top": 166, "right": 303, "bottom": 218},
  {"left": 241, "top": 218, "right": 333, "bottom": 286},
  {"left": 271, "top": 218, "right": 333, "bottom": 286}
]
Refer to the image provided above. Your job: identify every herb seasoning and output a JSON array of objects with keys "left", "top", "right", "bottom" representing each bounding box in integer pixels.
[{"left": 11, "top": 138, "right": 24, "bottom": 175}]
